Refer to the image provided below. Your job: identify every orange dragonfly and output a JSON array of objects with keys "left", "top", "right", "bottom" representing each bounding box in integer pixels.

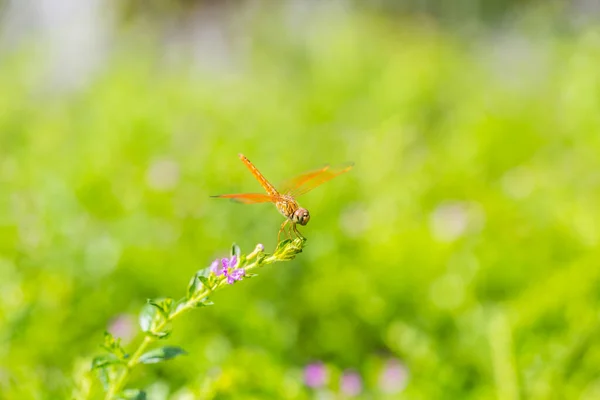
[{"left": 212, "top": 154, "right": 354, "bottom": 242}]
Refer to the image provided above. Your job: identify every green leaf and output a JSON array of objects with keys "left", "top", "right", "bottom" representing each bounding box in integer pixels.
[
  {"left": 197, "top": 265, "right": 212, "bottom": 278},
  {"left": 91, "top": 354, "right": 124, "bottom": 370},
  {"left": 139, "top": 304, "right": 171, "bottom": 338},
  {"left": 274, "top": 237, "right": 306, "bottom": 260},
  {"left": 139, "top": 305, "right": 154, "bottom": 333},
  {"left": 102, "top": 331, "right": 127, "bottom": 359},
  {"left": 138, "top": 346, "right": 187, "bottom": 365},
  {"left": 174, "top": 297, "right": 187, "bottom": 314},
  {"left": 197, "top": 275, "right": 210, "bottom": 286},
  {"left": 189, "top": 296, "right": 214, "bottom": 308},
  {"left": 95, "top": 366, "right": 110, "bottom": 391},
  {"left": 275, "top": 239, "right": 292, "bottom": 252},
  {"left": 187, "top": 270, "right": 215, "bottom": 300},
  {"left": 117, "top": 389, "right": 147, "bottom": 400},
  {"left": 147, "top": 298, "right": 173, "bottom": 319},
  {"left": 186, "top": 275, "right": 201, "bottom": 299},
  {"left": 91, "top": 354, "right": 125, "bottom": 390},
  {"left": 231, "top": 243, "right": 241, "bottom": 258},
  {"left": 256, "top": 251, "right": 268, "bottom": 265},
  {"left": 147, "top": 329, "right": 171, "bottom": 339}
]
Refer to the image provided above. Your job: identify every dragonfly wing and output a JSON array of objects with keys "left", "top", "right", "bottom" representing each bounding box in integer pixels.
[
  {"left": 210, "top": 193, "right": 278, "bottom": 204},
  {"left": 279, "top": 164, "right": 331, "bottom": 195},
  {"left": 285, "top": 162, "right": 354, "bottom": 198}
]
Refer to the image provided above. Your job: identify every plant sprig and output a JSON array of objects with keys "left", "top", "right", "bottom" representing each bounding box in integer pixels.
[{"left": 92, "top": 238, "right": 306, "bottom": 400}]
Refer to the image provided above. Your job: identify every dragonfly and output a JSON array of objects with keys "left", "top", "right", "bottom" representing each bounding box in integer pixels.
[{"left": 212, "top": 154, "right": 354, "bottom": 242}]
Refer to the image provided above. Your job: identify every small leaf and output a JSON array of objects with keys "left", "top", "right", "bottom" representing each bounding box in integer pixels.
[
  {"left": 189, "top": 296, "right": 214, "bottom": 308},
  {"left": 91, "top": 354, "right": 125, "bottom": 390},
  {"left": 274, "top": 238, "right": 305, "bottom": 260},
  {"left": 197, "top": 275, "right": 210, "bottom": 286},
  {"left": 197, "top": 266, "right": 212, "bottom": 278},
  {"left": 91, "top": 354, "right": 124, "bottom": 370},
  {"left": 139, "top": 305, "right": 154, "bottom": 333},
  {"left": 95, "top": 366, "right": 110, "bottom": 390},
  {"left": 147, "top": 298, "right": 173, "bottom": 319},
  {"left": 187, "top": 272, "right": 214, "bottom": 300},
  {"left": 275, "top": 239, "right": 292, "bottom": 252},
  {"left": 117, "top": 389, "right": 147, "bottom": 400},
  {"left": 139, "top": 304, "right": 171, "bottom": 338},
  {"left": 102, "top": 331, "right": 127, "bottom": 359},
  {"left": 256, "top": 251, "right": 267, "bottom": 265},
  {"left": 231, "top": 243, "right": 241, "bottom": 258},
  {"left": 174, "top": 298, "right": 188, "bottom": 314},
  {"left": 138, "top": 346, "right": 187, "bottom": 365},
  {"left": 146, "top": 328, "right": 171, "bottom": 339},
  {"left": 186, "top": 275, "right": 201, "bottom": 299}
]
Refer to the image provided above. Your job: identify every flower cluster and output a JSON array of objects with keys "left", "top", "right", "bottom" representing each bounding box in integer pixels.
[{"left": 211, "top": 255, "right": 245, "bottom": 284}]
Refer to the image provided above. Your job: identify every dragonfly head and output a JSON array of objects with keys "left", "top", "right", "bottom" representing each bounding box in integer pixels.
[{"left": 293, "top": 207, "right": 310, "bottom": 226}]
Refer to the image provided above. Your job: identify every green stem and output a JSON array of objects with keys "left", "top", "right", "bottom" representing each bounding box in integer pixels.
[
  {"left": 103, "top": 242, "right": 285, "bottom": 399},
  {"left": 105, "top": 287, "right": 210, "bottom": 399}
]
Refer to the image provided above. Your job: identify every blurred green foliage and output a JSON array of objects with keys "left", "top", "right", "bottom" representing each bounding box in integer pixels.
[{"left": 1, "top": 7, "right": 600, "bottom": 400}]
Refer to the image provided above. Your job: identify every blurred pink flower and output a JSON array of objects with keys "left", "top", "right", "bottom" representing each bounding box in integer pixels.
[
  {"left": 107, "top": 314, "right": 136, "bottom": 344},
  {"left": 340, "top": 370, "right": 362, "bottom": 396},
  {"left": 304, "top": 362, "right": 327, "bottom": 388},
  {"left": 379, "top": 359, "right": 408, "bottom": 394}
]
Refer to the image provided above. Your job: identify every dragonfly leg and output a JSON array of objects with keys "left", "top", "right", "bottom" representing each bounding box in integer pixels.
[
  {"left": 278, "top": 220, "right": 289, "bottom": 243},
  {"left": 292, "top": 223, "right": 305, "bottom": 240}
]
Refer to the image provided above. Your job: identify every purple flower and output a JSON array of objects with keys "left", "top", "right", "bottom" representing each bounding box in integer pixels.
[
  {"left": 257, "top": 243, "right": 264, "bottom": 252},
  {"left": 223, "top": 255, "right": 237, "bottom": 270},
  {"left": 304, "top": 362, "right": 327, "bottom": 388},
  {"left": 224, "top": 266, "right": 245, "bottom": 284},
  {"left": 340, "top": 370, "right": 362, "bottom": 396},
  {"left": 210, "top": 259, "right": 221, "bottom": 275},
  {"left": 211, "top": 255, "right": 245, "bottom": 284},
  {"left": 378, "top": 359, "right": 408, "bottom": 394}
]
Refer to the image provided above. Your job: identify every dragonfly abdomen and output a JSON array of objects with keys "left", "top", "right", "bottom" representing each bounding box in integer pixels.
[{"left": 239, "top": 154, "right": 279, "bottom": 197}]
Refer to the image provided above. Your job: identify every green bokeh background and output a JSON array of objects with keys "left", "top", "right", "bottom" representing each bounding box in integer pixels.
[{"left": 1, "top": 3, "right": 600, "bottom": 399}]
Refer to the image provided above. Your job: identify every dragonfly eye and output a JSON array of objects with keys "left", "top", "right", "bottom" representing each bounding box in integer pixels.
[{"left": 294, "top": 208, "right": 310, "bottom": 226}]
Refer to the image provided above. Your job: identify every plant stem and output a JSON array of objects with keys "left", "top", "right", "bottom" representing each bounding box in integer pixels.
[
  {"left": 103, "top": 245, "right": 281, "bottom": 399},
  {"left": 105, "top": 288, "right": 207, "bottom": 399}
]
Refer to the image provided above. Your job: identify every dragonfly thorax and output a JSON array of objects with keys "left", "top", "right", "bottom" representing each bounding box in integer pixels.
[{"left": 276, "top": 196, "right": 310, "bottom": 226}]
